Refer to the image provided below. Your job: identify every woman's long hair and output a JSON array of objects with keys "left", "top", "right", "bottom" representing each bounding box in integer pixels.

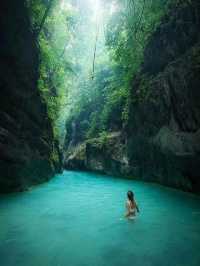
[{"left": 127, "top": 191, "right": 134, "bottom": 205}]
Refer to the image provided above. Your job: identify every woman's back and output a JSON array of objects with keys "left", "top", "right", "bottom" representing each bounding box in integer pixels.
[
  {"left": 125, "top": 191, "right": 139, "bottom": 218},
  {"left": 127, "top": 199, "right": 136, "bottom": 214}
]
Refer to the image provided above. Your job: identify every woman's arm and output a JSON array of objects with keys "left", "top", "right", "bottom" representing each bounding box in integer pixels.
[{"left": 135, "top": 201, "right": 140, "bottom": 213}]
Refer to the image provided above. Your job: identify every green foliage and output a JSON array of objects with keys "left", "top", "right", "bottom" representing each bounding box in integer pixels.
[
  {"left": 27, "top": 0, "right": 77, "bottom": 141},
  {"left": 27, "top": 0, "right": 177, "bottom": 147},
  {"left": 98, "top": 131, "right": 109, "bottom": 146},
  {"left": 86, "top": 131, "right": 109, "bottom": 149},
  {"left": 100, "top": 86, "right": 128, "bottom": 128},
  {"left": 64, "top": 0, "right": 173, "bottom": 145},
  {"left": 105, "top": 0, "right": 171, "bottom": 85}
]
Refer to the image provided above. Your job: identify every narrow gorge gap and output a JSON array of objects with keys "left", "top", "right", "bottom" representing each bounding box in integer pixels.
[{"left": 0, "top": 0, "right": 200, "bottom": 265}]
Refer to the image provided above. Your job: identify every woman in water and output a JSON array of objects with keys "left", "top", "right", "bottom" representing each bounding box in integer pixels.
[{"left": 125, "top": 190, "right": 139, "bottom": 218}]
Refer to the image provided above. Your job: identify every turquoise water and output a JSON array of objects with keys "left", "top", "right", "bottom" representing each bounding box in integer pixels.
[{"left": 0, "top": 171, "right": 200, "bottom": 266}]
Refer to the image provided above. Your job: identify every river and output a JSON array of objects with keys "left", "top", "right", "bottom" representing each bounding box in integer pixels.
[{"left": 0, "top": 171, "right": 200, "bottom": 266}]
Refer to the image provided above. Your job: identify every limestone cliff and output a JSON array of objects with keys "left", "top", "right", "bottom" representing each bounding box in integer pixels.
[
  {"left": 126, "top": 0, "right": 200, "bottom": 192},
  {"left": 64, "top": 0, "right": 200, "bottom": 192},
  {"left": 0, "top": 0, "right": 62, "bottom": 193},
  {"left": 65, "top": 132, "right": 129, "bottom": 176}
]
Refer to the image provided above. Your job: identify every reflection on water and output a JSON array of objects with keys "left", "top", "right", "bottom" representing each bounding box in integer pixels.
[{"left": 0, "top": 171, "right": 200, "bottom": 266}]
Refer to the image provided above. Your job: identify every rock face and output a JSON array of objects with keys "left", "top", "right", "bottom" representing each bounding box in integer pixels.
[
  {"left": 64, "top": 1, "right": 200, "bottom": 193},
  {"left": 127, "top": 45, "right": 200, "bottom": 191},
  {"left": 0, "top": 0, "right": 62, "bottom": 193},
  {"left": 126, "top": 1, "right": 200, "bottom": 192},
  {"left": 65, "top": 132, "right": 129, "bottom": 176}
]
